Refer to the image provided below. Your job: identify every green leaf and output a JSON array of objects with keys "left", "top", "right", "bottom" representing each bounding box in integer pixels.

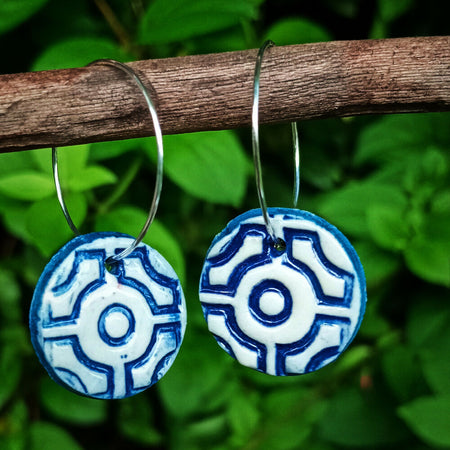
[
  {"left": 355, "top": 114, "right": 436, "bottom": 167},
  {"left": 319, "top": 388, "right": 409, "bottom": 446},
  {"left": 32, "top": 37, "right": 130, "bottom": 71},
  {"left": 419, "top": 325, "right": 450, "bottom": 395},
  {"left": 398, "top": 396, "right": 450, "bottom": 447},
  {"left": 421, "top": 211, "right": 450, "bottom": 251},
  {"left": 0, "top": 401, "right": 28, "bottom": 450},
  {"left": 60, "top": 145, "right": 90, "bottom": 176},
  {"left": 430, "top": 112, "right": 450, "bottom": 146},
  {"left": 33, "top": 146, "right": 116, "bottom": 192},
  {"left": 259, "top": 389, "right": 327, "bottom": 450},
  {"left": 382, "top": 345, "right": 424, "bottom": 402},
  {"left": 407, "top": 297, "right": 450, "bottom": 349},
  {"left": 0, "top": 194, "right": 24, "bottom": 218},
  {"left": 0, "top": 271, "right": 21, "bottom": 322},
  {"left": 26, "top": 193, "right": 88, "bottom": 256},
  {"left": 95, "top": 206, "right": 185, "bottom": 284},
  {"left": 0, "top": 0, "right": 50, "bottom": 35},
  {"left": 404, "top": 237, "right": 450, "bottom": 287},
  {"left": 405, "top": 147, "right": 448, "bottom": 191},
  {"left": 406, "top": 296, "right": 450, "bottom": 395},
  {"left": 2, "top": 204, "right": 33, "bottom": 243},
  {"left": 147, "top": 131, "right": 248, "bottom": 206},
  {"left": 0, "top": 346, "right": 22, "bottom": 409},
  {"left": 353, "top": 240, "right": 400, "bottom": 289},
  {"left": 26, "top": 1, "right": 101, "bottom": 47},
  {"left": 332, "top": 345, "right": 372, "bottom": 374},
  {"left": 158, "top": 331, "right": 233, "bottom": 419},
  {"left": 264, "top": 17, "right": 331, "bottom": 45},
  {"left": 369, "top": 16, "right": 388, "bottom": 40},
  {"left": 67, "top": 166, "right": 117, "bottom": 192},
  {"left": 261, "top": 416, "right": 313, "bottom": 450},
  {"left": 0, "top": 324, "right": 31, "bottom": 356},
  {"left": 358, "top": 296, "right": 391, "bottom": 339},
  {"left": 39, "top": 378, "right": 107, "bottom": 426},
  {"left": 227, "top": 393, "right": 260, "bottom": 446},
  {"left": 187, "top": 26, "right": 248, "bottom": 54},
  {"left": 378, "top": 0, "right": 414, "bottom": 22},
  {"left": 366, "top": 205, "right": 411, "bottom": 251},
  {"left": 322, "top": 0, "right": 362, "bottom": 18},
  {"left": 90, "top": 138, "right": 149, "bottom": 161},
  {"left": 0, "top": 152, "right": 35, "bottom": 176},
  {"left": 117, "top": 396, "right": 162, "bottom": 446},
  {"left": 32, "top": 145, "right": 89, "bottom": 176},
  {"left": 432, "top": 189, "right": 450, "bottom": 214},
  {"left": 138, "top": 0, "right": 258, "bottom": 44},
  {"left": 0, "top": 172, "right": 54, "bottom": 201},
  {"left": 29, "top": 148, "right": 53, "bottom": 175},
  {"left": 317, "top": 181, "right": 407, "bottom": 238},
  {"left": 29, "top": 422, "right": 82, "bottom": 450},
  {"left": 184, "top": 415, "right": 228, "bottom": 443}
]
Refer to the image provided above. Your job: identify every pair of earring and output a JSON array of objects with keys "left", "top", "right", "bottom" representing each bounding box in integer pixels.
[{"left": 29, "top": 43, "right": 366, "bottom": 400}]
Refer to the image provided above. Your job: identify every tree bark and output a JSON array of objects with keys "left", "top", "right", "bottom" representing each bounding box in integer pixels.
[{"left": 0, "top": 36, "right": 449, "bottom": 153}]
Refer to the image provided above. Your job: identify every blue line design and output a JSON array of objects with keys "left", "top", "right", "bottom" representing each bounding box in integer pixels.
[
  {"left": 304, "top": 346, "right": 340, "bottom": 373},
  {"left": 202, "top": 304, "right": 267, "bottom": 373},
  {"left": 44, "top": 335, "right": 113, "bottom": 396},
  {"left": 52, "top": 249, "right": 106, "bottom": 295},
  {"left": 149, "top": 323, "right": 183, "bottom": 387},
  {"left": 44, "top": 250, "right": 107, "bottom": 326},
  {"left": 124, "top": 321, "right": 183, "bottom": 396},
  {"left": 98, "top": 303, "right": 135, "bottom": 347},
  {"left": 276, "top": 315, "right": 350, "bottom": 376},
  {"left": 31, "top": 232, "right": 186, "bottom": 398},
  {"left": 213, "top": 334, "right": 237, "bottom": 359},
  {"left": 248, "top": 279, "right": 293, "bottom": 327},
  {"left": 201, "top": 225, "right": 273, "bottom": 296},
  {"left": 199, "top": 208, "right": 366, "bottom": 375},
  {"left": 54, "top": 368, "right": 88, "bottom": 395},
  {"left": 283, "top": 228, "right": 355, "bottom": 308},
  {"left": 114, "top": 246, "right": 183, "bottom": 316}
]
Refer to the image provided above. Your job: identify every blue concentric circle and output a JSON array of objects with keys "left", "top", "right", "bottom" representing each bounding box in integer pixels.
[
  {"left": 98, "top": 303, "right": 135, "bottom": 347},
  {"left": 199, "top": 208, "right": 366, "bottom": 376},
  {"left": 249, "top": 280, "right": 293, "bottom": 326},
  {"left": 30, "top": 232, "right": 186, "bottom": 399}
]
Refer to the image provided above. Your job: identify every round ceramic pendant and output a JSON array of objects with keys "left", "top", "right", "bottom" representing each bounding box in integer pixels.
[
  {"left": 30, "top": 232, "right": 186, "bottom": 399},
  {"left": 199, "top": 208, "right": 366, "bottom": 376}
]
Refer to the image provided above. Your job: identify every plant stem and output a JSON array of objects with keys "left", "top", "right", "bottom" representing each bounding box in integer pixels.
[
  {"left": 98, "top": 156, "right": 142, "bottom": 215},
  {"left": 94, "top": 0, "right": 133, "bottom": 51}
]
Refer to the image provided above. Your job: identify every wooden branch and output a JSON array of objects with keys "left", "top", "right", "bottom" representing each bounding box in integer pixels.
[{"left": 0, "top": 36, "right": 449, "bottom": 153}]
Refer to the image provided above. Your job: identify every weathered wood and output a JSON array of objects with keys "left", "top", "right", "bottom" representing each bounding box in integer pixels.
[{"left": 0, "top": 36, "right": 449, "bottom": 153}]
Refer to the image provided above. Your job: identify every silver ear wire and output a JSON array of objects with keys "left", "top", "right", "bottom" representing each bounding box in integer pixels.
[
  {"left": 52, "top": 59, "right": 163, "bottom": 263},
  {"left": 252, "top": 41, "right": 300, "bottom": 245}
]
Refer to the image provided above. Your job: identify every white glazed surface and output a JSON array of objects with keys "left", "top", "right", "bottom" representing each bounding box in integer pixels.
[
  {"left": 199, "top": 208, "right": 366, "bottom": 376},
  {"left": 30, "top": 232, "right": 186, "bottom": 399}
]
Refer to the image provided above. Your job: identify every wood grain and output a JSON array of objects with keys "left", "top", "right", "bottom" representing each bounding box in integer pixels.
[{"left": 0, "top": 36, "right": 449, "bottom": 153}]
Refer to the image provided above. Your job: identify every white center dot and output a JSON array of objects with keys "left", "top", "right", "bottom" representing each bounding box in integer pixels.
[
  {"left": 104, "top": 311, "right": 130, "bottom": 338},
  {"left": 259, "top": 291, "right": 285, "bottom": 316}
]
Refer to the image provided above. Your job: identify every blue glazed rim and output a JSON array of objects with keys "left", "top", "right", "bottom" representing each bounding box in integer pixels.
[
  {"left": 29, "top": 231, "right": 138, "bottom": 398},
  {"left": 201, "top": 207, "right": 367, "bottom": 358}
]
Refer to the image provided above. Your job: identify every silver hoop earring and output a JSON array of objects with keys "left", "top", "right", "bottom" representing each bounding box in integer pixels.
[
  {"left": 199, "top": 42, "right": 366, "bottom": 376},
  {"left": 30, "top": 59, "right": 186, "bottom": 399}
]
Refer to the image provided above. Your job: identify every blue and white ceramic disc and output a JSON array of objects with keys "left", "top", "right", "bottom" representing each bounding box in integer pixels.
[
  {"left": 30, "top": 232, "right": 186, "bottom": 399},
  {"left": 199, "top": 208, "right": 366, "bottom": 376}
]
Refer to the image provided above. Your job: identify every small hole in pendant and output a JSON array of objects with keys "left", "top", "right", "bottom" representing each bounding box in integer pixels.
[
  {"left": 273, "top": 238, "right": 286, "bottom": 252},
  {"left": 105, "top": 257, "right": 119, "bottom": 275}
]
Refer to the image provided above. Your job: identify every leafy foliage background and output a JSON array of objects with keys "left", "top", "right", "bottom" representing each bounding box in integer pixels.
[{"left": 0, "top": 0, "right": 449, "bottom": 449}]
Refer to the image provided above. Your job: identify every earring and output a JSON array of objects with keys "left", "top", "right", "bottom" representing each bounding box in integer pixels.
[
  {"left": 199, "top": 41, "right": 366, "bottom": 376},
  {"left": 29, "top": 60, "right": 186, "bottom": 399}
]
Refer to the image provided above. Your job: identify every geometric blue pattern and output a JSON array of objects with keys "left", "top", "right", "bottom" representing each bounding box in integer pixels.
[
  {"left": 30, "top": 232, "right": 186, "bottom": 399},
  {"left": 199, "top": 208, "right": 366, "bottom": 376}
]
